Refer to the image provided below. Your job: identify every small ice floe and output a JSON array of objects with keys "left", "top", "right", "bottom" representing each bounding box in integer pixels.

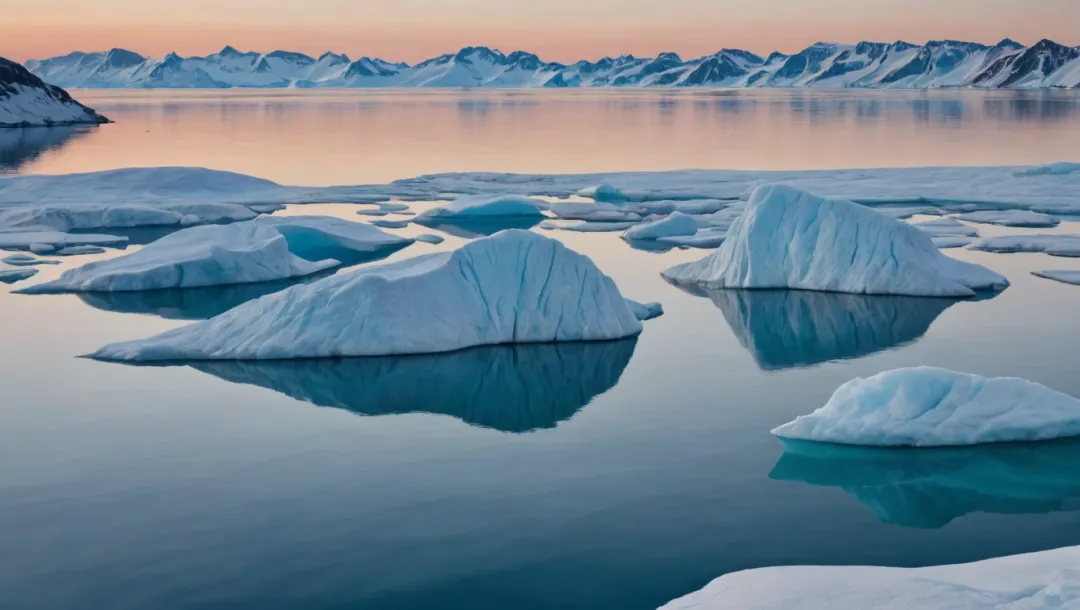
[
  {"left": 90, "top": 230, "right": 660, "bottom": 362},
  {"left": 0, "top": 230, "right": 128, "bottom": 252},
  {"left": 656, "top": 230, "right": 727, "bottom": 249},
  {"left": 54, "top": 245, "right": 107, "bottom": 256},
  {"left": 548, "top": 201, "right": 642, "bottom": 222},
  {"left": 370, "top": 219, "right": 410, "bottom": 229},
  {"left": 539, "top": 220, "right": 638, "bottom": 233},
  {"left": 622, "top": 212, "right": 697, "bottom": 241},
  {"left": 20, "top": 216, "right": 412, "bottom": 294},
  {"left": 970, "top": 234, "right": 1080, "bottom": 257},
  {"left": 930, "top": 235, "right": 975, "bottom": 249},
  {"left": 954, "top": 209, "right": 1059, "bottom": 228},
  {"left": 414, "top": 233, "right": 445, "bottom": 244},
  {"left": 417, "top": 194, "right": 548, "bottom": 220},
  {"left": 912, "top": 217, "right": 978, "bottom": 237},
  {"left": 1, "top": 254, "right": 58, "bottom": 266},
  {"left": 1032, "top": 270, "right": 1080, "bottom": 286},
  {"left": 663, "top": 185, "right": 1008, "bottom": 297},
  {"left": 378, "top": 202, "right": 410, "bottom": 212},
  {"left": 355, "top": 208, "right": 389, "bottom": 217},
  {"left": 772, "top": 367, "right": 1080, "bottom": 447},
  {"left": 0, "top": 268, "right": 38, "bottom": 284}
]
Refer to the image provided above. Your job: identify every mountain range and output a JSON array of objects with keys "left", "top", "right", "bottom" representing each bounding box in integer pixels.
[
  {"left": 0, "top": 56, "right": 109, "bottom": 127},
  {"left": 25, "top": 39, "right": 1080, "bottom": 90}
]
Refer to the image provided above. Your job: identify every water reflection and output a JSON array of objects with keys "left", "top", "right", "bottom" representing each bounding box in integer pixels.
[
  {"left": 414, "top": 216, "right": 543, "bottom": 238},
  {"left": 0, "top": 126, "right": 93, "bottom": 172},
  {"left": 181, "top": 338, "right": 637, "bottom": 433},
  {"left": 681, "top": 288, "right": 963, "bottom": 370},
  {"left": 771, "top": 438, "right": 1080, "bottom": 529}
]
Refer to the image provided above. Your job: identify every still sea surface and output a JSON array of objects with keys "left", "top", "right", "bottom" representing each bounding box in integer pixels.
[{"left": 2, "top": 89, "right": 1080, "bottom": 610}]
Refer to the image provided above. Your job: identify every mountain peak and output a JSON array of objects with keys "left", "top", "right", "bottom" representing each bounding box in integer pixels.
[
  {"left": 995, "top": 38, "right": 1024, "bottom": 51},
  {"left": 220, "top": 45, "right": 241, "bottom": 56}
]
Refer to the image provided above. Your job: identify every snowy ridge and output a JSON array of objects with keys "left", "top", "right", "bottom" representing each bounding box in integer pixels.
[
  {"left": 25, "top": 39, "right": 1080, "bottom": 90},
  {"left": 0, "top": 56, "right": 109, "bottom": 127}
]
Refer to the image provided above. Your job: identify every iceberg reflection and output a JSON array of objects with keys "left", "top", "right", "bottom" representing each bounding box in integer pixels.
[
  {"left": 683, "top": 288, "right": 964, "bottom": 370},
  {"left": 771, "top": 438, "right": 1080, "bottom": 529},
  {"left": 186, "top": 338, "right": 638, "bottom": 433}
]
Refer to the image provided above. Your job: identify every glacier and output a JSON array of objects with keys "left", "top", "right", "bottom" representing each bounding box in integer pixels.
[
  {"left": 90, "top": 230, "right": 659, "bottom": 361},
  {"left": 662, "top": 185, "right": 1009, "bottom": 297},
  {"left": 19, "top": 216, "right": 412, "bottom": 294},
  {"left": 772, "top": 367, "right": 1080, "bottom": 447},
  {"left": 1033, "top": 270, "right": 1080, "bottom": 286},
  {"left": 970, "top": 234, "right": 1080, "bottom": 257},
  {"left": 660, "top": 545, "right": 1080, "bottom": 610},
  {"left": 0, "top": 56, "right": 109, "bottom": 127},
  {"left": 24, "top": 38, "right": 1080, "bottom": 90}
]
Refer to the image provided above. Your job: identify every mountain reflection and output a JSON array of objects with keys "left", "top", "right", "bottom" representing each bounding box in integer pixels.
[
  {"left": 771, "top": 438, "right": 1080, "bottom": 529},
  {"left": 185, "top": 338, "right": 637, "bottom": 433},
  {"left": 0, "top": 126, "right": 93, "bottom": 172},
  {"left": 682, "top": 288, "right": 963, "bottom": 370}
]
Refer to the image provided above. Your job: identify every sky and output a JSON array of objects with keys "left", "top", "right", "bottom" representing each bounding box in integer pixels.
[{"left": 3, "top": 0, "right": 1078, "bottom": 63}]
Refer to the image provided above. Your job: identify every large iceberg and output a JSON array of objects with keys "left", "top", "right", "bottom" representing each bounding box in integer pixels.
[
  {"left": 91, "top": 230, "right": 658, "bottom": 361},
  {"left": 20, "top": 216, "right": 412, "bottom": 294},
  {"left": 773, "top": 367, "right": 1080, "bottom": 447},
  {"left": 663, "top": 185, "right": 1009, "bottom": 297},
  {"left": 660, "top": 545, "right": 1080, "bottom": 610}
]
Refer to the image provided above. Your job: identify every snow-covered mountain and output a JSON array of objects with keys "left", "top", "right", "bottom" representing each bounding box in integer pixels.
[
  {"left": 1, "top": 56, "right": 110, "bottom": 127},
  {"left": 25, "top": 39, "right": 1080, "bottom": 90}
]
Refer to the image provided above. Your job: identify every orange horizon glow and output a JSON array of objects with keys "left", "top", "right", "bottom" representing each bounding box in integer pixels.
[{"left": 3, "top": 0, "right": 1077, "bottom": 64}]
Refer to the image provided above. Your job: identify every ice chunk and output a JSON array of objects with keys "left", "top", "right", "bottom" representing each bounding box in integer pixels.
[
  {"left": 1, "top": 254, "right": 58, "bottom": 266},
  {"left": 370, "top": 219, "right": 410, "bottom": 229},
  {"left": 540, "top": 220, "right": 638, "bottom": 233},
  {"left": 355, "top": 208, "right": 389, "bottom": 217},
  {"left": 28, "top": 243, "right": 56, "bottom": 254},
  {"left": 156, "top": 339, "right": 638, "bottom": 433},
  {"left": 54, "top": 245, "right": 106, "bottom": 256},
  {"left": 663, "top": 185, "right": 1009, "bottom": 297},
  {"left": 90, "top": 230, "right": 655, "bottom": 361},
  {"left": 0, "top": 230, "right": 127, "bottom": 251},
  {"left": 771, "top": 438, "right": 1080, "bottom": 529},
  {"left": 1032, "top": 270, "right": 1080, "bottom": 286},
  {"left": 577, "top": 184, "right": 646, "bottom": 203},
  {"left": 931, "top": 236, "right": 974, "bottom": 249},
  {"left": 21, "top": 216, "right": 412, "bottom": 294},
  {"left": 690, "top": 289, "right": 961, "bottom": 371},
  {"left": 417, "top": 194, "right": 548, "bottom": 220},
  {"left": 0, "top": 268, "right": 37, "bottom": 284},
  {"left": 773, "top": 367, "right": 1080, "bottom": 447},
  {"left": 912, "top": 217, "right": 978, "bottom": 237},
  {"left": 660, "top": 545, "right": 1080, "bottom": 610},
  {"left": 378, "top": 202, "right": 410, "bottom": 212},
  {"left": 655, "top": 230, "right": 727, "bottom": 249},
  {"left": 622, "top": 211, "right": 697, "bottom": 241},
  {"left": 970, "top": 234, "right": 1080, "bottom": 257},
  {"left": 626, "top": 300, "right": 664, "bottom": 321},
  {"left": 872, "top": 204, "right": 945, "bottom": 219},
  {"left": 954, "top": 209, "right": 1059, "bottom": 227},
  {"left": 414, "top": 233, "right": 445, "bottom": 244}
]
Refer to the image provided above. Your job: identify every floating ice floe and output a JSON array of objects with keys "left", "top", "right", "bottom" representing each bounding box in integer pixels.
[
  {"left": 54, "top": 245, "right": 106, "bottom": 256},
  {"left": 970, "top": 234, "right": 1080, "bottom": 257},
  {"left": 0, "top": 268, "right": 37, "bottom": 284},
  {"left": 663, "top": 185, "right": 1009, "bottom": 297},
  {"left": 540, "top": 220, "right": 638, "bottom": 233},
  {"left": 90, "top": 230, "right": 659, "bottom": 361},
  {"left": 655, "top": 230, "right": 727, "bottom": 249},
  {"left": 0, "top": 202, "right": 260, "bottom": 234},
  {"left": 622, "top": 211, "right": 698, "bottom": 241},
  {"left": 930, "top": 236, "right": 974, "bottom": 249},
  {"left": 414, "top": 233, "right": 445, "bottom": 244},
  {"left": 0, "top": 229, "right": 127, "bottom": 251},
  {"left": 1, "top": 254, "right": 58, "bottom": 266},
  {"left": 1032, "top": 270, "right": 1080, "bottom": 286},
  {"left": 370, "top": 219, "right": 410, "bottom": 229},
  {"left": 549, "top": 201, "right": 642, "bottom": 222},
  {"left": 659, "top": 545, "right": 1080, "bottom": 610},
  {"left": 912, "top": 217, "right": 978, "bottom": 237},
  {"left": 772, "top": 367, "right": 1080, "bottom": 447},
  {"left": 416, "top": 194, "right": 548, "bottom": 220},
  {"left": 954, "top": 209, "right": 1060, "bottom": 227},
  {"left": 20, "top": 216, "right": 412, "bottom": 294},
  {"left": 378, "top": 202, "right": 410, "bottom": 212},
  {"left": 355, "top": 208, "right": 389, "bottom": 217}
]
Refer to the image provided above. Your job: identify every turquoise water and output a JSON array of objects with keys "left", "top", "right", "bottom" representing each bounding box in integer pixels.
[{"left": 2, "top": 90, "right": 1080, "bottom": 610}]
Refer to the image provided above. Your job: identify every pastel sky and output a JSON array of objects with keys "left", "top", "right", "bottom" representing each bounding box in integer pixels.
[{"left": 4, "top": 0, "right": 1077, "bottom": 62}]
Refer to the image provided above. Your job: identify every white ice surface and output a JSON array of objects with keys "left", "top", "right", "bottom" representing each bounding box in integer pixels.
[
  {"left": 970, "top": 235, "right": 1080, "bottom": 258},
  {"left": 622, "top": 212, "right": 698, "bottom": 241},
  {"left": 91, "top": 230, "right": 653, "bottom": 361},
  {"left": 540, "top": 220, "right": 638, "bottom": 233},
  {"left": 660, "top": 545, "right": 1080, "bottom": 610},
  {"left": 20, "top": 216, "right": 411, "bottom": 293},
  {"left": 772, "top": 367, "right": 1080, "bottom": 447},
  {"left": 912, "top": 217, "right": 979, "bottom": 237},
  {"left": 656, "top": 230, "right": 727, "bottom": 249},
  {"left": 663, "top": 185, "right": 1009, "bottom": 297}
]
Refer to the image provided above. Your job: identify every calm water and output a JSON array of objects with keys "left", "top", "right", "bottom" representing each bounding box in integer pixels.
[{"left": 2, "top": 90, "right": 1080, "bottom": 610}]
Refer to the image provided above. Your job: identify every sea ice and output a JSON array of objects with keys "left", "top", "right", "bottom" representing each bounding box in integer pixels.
[
  {"left": 0, "top": 268, "right": 37, "bottom": 284},
  {"left": 0, "top": 230, "right": 127, "bottom": 251},
  {"left": 90, "top": 230, "right": 657, "bottom": 361},
  {"left": 549, "top": 201, "right": 642, "bottom": 222},
  {"left": 772, "top": 367, "right": 1080, "bottom": 447},
  {"left": 1032, "top": 270, "right": 1080, "bottom": 286},
  {"left": 540, "top": 220, "right": 637, "bottom": 233},
  {"left": 931, "top": 236, "right": 974, "bottom": 249},
  {"left": 970, "top": 234, "right": 1080, "bottom": 257},
  {"left": 370, "top": 219, "right": 410, "bottom": 229},
  {"left": 954, "top": 209, "right": 1059, "bottom": 227},
  {"left": 660, "top": 545, "right": 1080, "bottom": 610},
  {"left": 54, "top": 245, "right": 106, "bottom": 256},
  {"left": 622, "top": 212, "right": 698, "bottom": 241},
  {"left": 20, "top": 216, "right": 412, "bottom": 293},
  {"left": 912, "top": 217, "right": 978, "bottom": 237},
  {"left": 1, "top": 254, "right": 58, "bottom": 266},
  {"left": 355, "top": 208, "right": 389, "bottom": 217},
  {"left": 416, "top": 194, "right": 549, "bottom": 220},
  {"left": 663, "top": 185, "right": 1009, "bottom": 297},
  {"left": 626, "top": 300, "right": 664, "bottom": 321},
  {"left": 414, "top": 233, "right": 445, "bottom": 244},
  {"left": 378, "top": 202, "right": 410, "bottom": 212},
  {"left": 655, "top": 230, "right": 727, "bottom": 249}
]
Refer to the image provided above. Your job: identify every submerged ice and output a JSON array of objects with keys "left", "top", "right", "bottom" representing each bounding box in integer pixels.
[
  {"left": 772, "top": 367, "right": 1080, "bottom": 447},
  {"left": 91, "top": 230, "right": 659, "bottom": 361},
  {"left": 663, "top": 185, "right": 1008, "bottom": 297}
]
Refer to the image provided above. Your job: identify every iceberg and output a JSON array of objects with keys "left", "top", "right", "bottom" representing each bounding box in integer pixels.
[
  {"left": 1032, "top": 270, "right": 1080, "bottom": 286},
  {"left": 954, "top": 210, "right": 1059, "bottom": 228},
  {"left": 690, "top": 288, "right": 961, "bottom": 370},
  {"left": 0, "top": 268, "right": 37, "bottom": 284},
  {"left": 771, "top": 438, "right": 1080, "bottom": 529},
  {"left": 415, "top": 194, "right": 548, "bottom": 220},
  {"left": 970, "top": 234, "right": 1080, "bottom": 257},
  {"left": 90, "top": 230, "right": 658, "bottom": 361},
  {"left": 662, "top": 185, "right": 1009, "bottom": 297},
  {"left": 622, "top": 212, "right": 698, "bottom": 241},
  {"left": 1, "top": 254, "right": 58, "bottom": 266},
  {"left": 772, "top": 367, "right": 1080, "bottom": 447},
  {"left": 660, "top": 545, "right": 1080, "bottom": 610},
  {"left": 20, "top": 216, "right": 412, "bottom": 294},
  {"left": 148, "top": 339, "right": 637, "bottom": 433}
]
